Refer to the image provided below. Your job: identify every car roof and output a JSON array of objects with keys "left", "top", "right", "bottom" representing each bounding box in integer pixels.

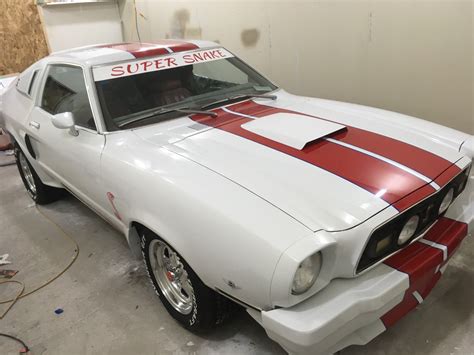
[{"left": 48, "top": 39, "right": 220, "bottom": 67}]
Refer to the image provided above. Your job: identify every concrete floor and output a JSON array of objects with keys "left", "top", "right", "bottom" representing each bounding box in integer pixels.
[{"left": 0, "top": 163, "right": 473, "bottom": 355}]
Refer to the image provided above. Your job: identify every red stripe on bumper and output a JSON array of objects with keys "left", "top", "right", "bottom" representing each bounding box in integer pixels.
[
  {"left": 381, "top": 217, "right": 467, "bottom": 328},
  {"left": 420, "top": 217, "right": 468, "bottom": 259}
]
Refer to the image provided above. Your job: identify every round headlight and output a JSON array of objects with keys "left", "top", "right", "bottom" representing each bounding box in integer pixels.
[
  {"left": 291, "top": 252, "right": 322, "bottom": 295},
  {"left": 439, "top": 188, "right": 454, "bottom": 215},
  {"left": 398, "top": 215, "right": 419, "bottom": 245}
]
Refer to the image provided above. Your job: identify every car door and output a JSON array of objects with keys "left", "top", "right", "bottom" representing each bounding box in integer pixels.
[{"left": 27, "top": 63, "right": 106, "bottom": 212}]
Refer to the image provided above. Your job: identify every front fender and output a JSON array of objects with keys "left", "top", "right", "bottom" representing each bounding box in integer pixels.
[{"left": 102, "top": 132, "right": 312, "bottom": 309}]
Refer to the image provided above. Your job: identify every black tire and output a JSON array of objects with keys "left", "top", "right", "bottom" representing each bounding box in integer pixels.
[
  {"left": 140, "top": 228, "right": 234, "bottom": 331},
  {"left": 15, "top": 144, "right": 63, "bottom": 205}
]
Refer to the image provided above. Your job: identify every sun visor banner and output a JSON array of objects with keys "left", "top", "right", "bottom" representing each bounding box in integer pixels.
[{"left": 93, "top": 48, "right": 234, "bottom": 81}]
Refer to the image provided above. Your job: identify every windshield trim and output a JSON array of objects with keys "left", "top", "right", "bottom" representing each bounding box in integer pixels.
[{"left": 93, "top": 46, "right": 280, "bottom": 133}]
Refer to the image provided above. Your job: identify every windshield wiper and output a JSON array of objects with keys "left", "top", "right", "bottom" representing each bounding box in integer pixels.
[
  {"left": 175, "top": 108, "right": 218, "bottom": 117},
  {"left": 200, "top": 93, "right": 277, "bottom": 110},
  {"left": 118, "top": 107, "right": 217, "bottom": 128}
]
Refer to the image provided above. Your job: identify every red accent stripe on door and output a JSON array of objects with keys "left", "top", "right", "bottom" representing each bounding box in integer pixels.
[
  {"left": 381, "top": 217, "right": 467, "bottom": 327},
  {"left": 191, "top": 106, "right": 434, "bottom": 205}
]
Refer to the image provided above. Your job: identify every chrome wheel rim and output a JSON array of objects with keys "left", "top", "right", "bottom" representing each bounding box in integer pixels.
[
  {"left": 149, "top": 240, "right": 194, "bottom": 315},
  {"left": 18, "top": 153, "right": 36, "bottom": 195}
]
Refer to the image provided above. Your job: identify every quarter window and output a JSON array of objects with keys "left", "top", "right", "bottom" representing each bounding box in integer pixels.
[
  {"left": 41, "top": 65, "right": 96, "bottom": 130},
  {"left": 27, "top": 70, "right": 39, "bottom": 96}
]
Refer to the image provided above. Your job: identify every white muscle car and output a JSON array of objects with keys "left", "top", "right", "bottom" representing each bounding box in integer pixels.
[{"left": 1, "top": 40, "right": 473, "bottom": 354}]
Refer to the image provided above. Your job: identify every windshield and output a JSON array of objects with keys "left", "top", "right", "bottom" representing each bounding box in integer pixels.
[{"left": 93, "top": 48, "right": 277, "bottom": 130}]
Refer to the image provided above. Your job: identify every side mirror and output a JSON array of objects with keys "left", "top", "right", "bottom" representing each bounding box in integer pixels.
[{"left": 51, "top": 112, "right": 78, "bottom": 136}]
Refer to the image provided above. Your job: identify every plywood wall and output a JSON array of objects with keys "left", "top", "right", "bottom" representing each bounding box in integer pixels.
[{"left": 0, "top": 0, "right": 49, "bottom": 75}]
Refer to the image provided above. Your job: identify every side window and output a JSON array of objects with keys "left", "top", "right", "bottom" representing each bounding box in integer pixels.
[
  {"left": 16, "top": 68, "right": 39, "bottom": 98},
  {"left": 41, "top": 65, "right": 96, "bottom": 130}
]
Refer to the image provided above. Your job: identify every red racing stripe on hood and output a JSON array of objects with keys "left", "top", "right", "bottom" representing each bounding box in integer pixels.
[
  {"left": 228, "top": 101, "right": 457, "bottom": 181},
  {"left": 391, "top": 185, "right": 434, "bottom": 211},
  {"left": 190, "top": 106, "right": 435, "bottom": 205},
  {"left": 392, "top": 163, "right": 463, "bottom": 211}
]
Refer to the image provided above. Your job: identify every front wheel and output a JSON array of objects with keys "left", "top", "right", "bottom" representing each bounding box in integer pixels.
[
  {"left": 15, "top": 145, "right": 63, "bottom": 205},
  {"left": 140, "top": 229, "right": 233, "bottom": 331}
]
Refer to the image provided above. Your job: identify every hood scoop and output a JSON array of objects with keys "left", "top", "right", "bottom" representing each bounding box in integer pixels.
[{"left": 241, "top": 113, "right": 346, "bottom": 150}]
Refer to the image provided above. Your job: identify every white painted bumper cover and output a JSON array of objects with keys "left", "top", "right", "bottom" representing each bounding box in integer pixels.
[
  {"left": 260, "top": 264, "right": 409, "bottom": 355},
  {"left": 260, "top": 162, "right": 473, "bottom": 355}
]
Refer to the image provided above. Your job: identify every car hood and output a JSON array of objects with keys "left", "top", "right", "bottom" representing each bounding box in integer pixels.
[{"left": 133, "top": 91, "right": 466, "bottom": 232}]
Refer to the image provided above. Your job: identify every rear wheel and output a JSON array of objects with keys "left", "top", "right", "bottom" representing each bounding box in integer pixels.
[
  {"left": 15, "top": 145, "right": 63, "bottom": 205},
  {"left": 140, "top": 229, "right": 234, "bottom": 331}
]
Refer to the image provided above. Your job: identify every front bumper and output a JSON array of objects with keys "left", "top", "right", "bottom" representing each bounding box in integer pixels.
[{"left": 257, "top": 217, "right": 467, "bottom": 354}]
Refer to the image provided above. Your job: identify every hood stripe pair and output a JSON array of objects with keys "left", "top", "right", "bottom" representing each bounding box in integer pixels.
[
  {"left": 223, "top": 106, "right": 441, "bottom": 190},
  {"left": 192, "top": 101, "right": 459, "bottom": 210},
  {"left": 226, "top": 101, "right": 456, "bottom": 180},
  {"left": 308, "top": 138, "right": 440, "bottom": 189}
]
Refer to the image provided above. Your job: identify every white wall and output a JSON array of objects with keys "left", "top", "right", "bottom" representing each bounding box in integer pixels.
[
  {"left": 119, "top": 0, "right": 473, "bottom": 134},
  {"left": 39, "top": 2, "right": 123, "bottom": 52}
]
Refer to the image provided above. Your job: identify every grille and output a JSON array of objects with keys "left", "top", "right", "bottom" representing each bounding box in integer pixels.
[{"left": 356, "top": 165, "right": 470, "bottom": 273}]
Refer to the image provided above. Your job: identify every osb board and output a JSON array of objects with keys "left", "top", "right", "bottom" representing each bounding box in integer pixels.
[{"left": 0, "top": 0, "right": 49, "bottom": 75}]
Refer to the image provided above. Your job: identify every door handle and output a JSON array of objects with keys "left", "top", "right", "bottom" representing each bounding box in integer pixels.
[{"left": 29, "top": 121, "right": 40, "bottom": 129}]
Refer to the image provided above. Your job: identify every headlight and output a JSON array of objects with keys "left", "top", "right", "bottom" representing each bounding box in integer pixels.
[
  {"left": 291, "top": 252, "right": 322, "bottom": 295},
  {"left": 375, "top": 234, "right": 393, "bottom": 255},
  {"left": 398, "top": 215, "right": 419, "bottom": 245},
  {"left": 439, "top": 188, "right": 454, "bottom": 214}
]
